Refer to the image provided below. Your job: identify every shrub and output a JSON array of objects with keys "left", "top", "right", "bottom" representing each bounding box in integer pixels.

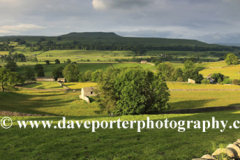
[
  {"left": 222, "top": 78, "right": 232, "bottom": 84},
  {"left": 176, "top": 77, "right": 183, "bottom": 82},
  {"left": 232, "top": 79, "right": 240, "bottom": 85},
  {"left": 201, "top": 79, "right": 210, "bottom": 84}
]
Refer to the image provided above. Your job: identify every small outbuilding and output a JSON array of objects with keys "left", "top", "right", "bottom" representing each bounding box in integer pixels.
[
  {"left": 141, "top": 61, "right": 147, "bottom": 64},
  {"left": 36, "top": 77, "right": 55, "bottom": 81},
  {"left": 57, "top": 78, "right": 66, "bottom": 82},
  {"left": 79, "top": 87, "right": 97, "bottom": 104},
  {"left": 188, "top": 78, "right": 196, "bottom": 84}
]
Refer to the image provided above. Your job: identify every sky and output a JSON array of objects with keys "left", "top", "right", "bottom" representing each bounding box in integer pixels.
[{"left": 0, "top": 0, "right": 240, "bottom": 43}]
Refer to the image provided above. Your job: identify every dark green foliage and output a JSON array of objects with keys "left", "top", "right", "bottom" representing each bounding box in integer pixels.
[
  {"left": 156, "top": 62, "right": 174, "bottom": 81},
  {"left": 24, "top": 67, "right": 35, "bottom": 80},
  {"left": 222, "top": 78, "right": 232, "bottom": 84},
  {"left": 34, "top": 64, "right": 44, "bottom": 72},
  {"left": 37, "top": 69, "right": 45, "bottom": 77},
  {"left": 63, "top": 64, "right": 79, "bottom": 82},
  {"left": 91, "top": 69, "right": 103, "bottom": 82},
  {"left": 182, "top": 60, "right": 203, "bottom": 83},
  {"left": 172, "top": 68, "right": 183, "bottom": 81},
  {"left": 45, "top": 60, "right": 50, "bottom": 65},
  {"left": 225, "top": 53, "right": 238, "bottom": 65},
  {"left": 52, "top": 67, "right": 63, "bottom": 80},
  {"left": 232, "top": 79, "right": 240, "bottom": 85},
  {"left": 84, "top": 70, "right": 93, "bottom": 81},
  {"left": 211, "top": 73, "right": 225, "bottom": 83},
  {"left": 0, "top": 67, "right": 24, "bottom": 92},
  {"left": 97, "top": 67, "right": 170, "bottom": 115},
  {"left": 201, "top": 79, "right": 210, "bottom": 84},
  {"left": 67, "top": 59, "right": 71, "bottom": 64},
  {"left": 78, "top": 72, "right": 85, "bottom": 82},
  {"left": 5, "top": 60, "right": 18, "bottom": 72},
  {"left": 55, "top": 59, "right": 60, "bottom": 64}
]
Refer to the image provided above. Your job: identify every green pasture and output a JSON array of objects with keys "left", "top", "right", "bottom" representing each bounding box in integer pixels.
[
  {"left": 23, "top": 82, "right": 64, "bottom": 90},
  {"left": 166, "top": 82, "right": 240, "bottom": 89},
  {"left": 1, "top": 109, "right": 240, "bottom": 159},
  {"left": 64, "top": 82, "right": 97, "bottom": 90},
  {"left": 200, "top": 64, "right": 240, "bottom": 79}
]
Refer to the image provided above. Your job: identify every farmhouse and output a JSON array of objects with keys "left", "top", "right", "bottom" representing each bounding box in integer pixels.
[
  {"left": 141, "top": 61, "right": 147, "bottom": 64},
  {"left": 57, "top": 78, "right": 66, "bottom": 82},
  {"left": 36, "top": 77, "right": 55, "bottom": 81},
  {"left": 79, "top": 87, "right": 97, "bottom": 103},
  {"left": 188, "top": 78, "right": 196, "bottom": 84},
  {"left": 207, "top": 74, "right": 215, "bottom": 83}
]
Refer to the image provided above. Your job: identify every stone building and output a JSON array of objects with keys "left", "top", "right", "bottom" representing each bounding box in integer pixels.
[{"left": 36, "top": 77, "right": 55, "bottom": 81}]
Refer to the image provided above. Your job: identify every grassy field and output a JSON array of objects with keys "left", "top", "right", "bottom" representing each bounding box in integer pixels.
[
  {"left": 169, "top": 91, "right": 240, "bottom": 110},
  {"left": 166, "top": 82, "right": 240, "bottom": 89},
  {"left": 1, "top": 89, "right": 240, "bottom": 116},
  {"left": 23, "top": 82, "right": 64, "bottom": 89},
  {"left": 200, "top": 64, "right": 240, "bottom": 79},
  {"left": 1, "top": 110, "right": 240, "bottom": 159},
  {"left": 64, "top": 82, "right": 97, "bottom": 90}
]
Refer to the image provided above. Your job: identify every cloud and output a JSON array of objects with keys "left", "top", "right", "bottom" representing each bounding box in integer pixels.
[
  {"left": 92, "top": 0, "right": 154, "bottom": 10},
  {"left": 0, "top": 24, "right": 46, "bottom": 35}
]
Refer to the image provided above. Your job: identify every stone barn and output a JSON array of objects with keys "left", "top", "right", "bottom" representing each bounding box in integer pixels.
[
  {"left": 141, "top": 61, "right": 147, "bottom": 64},
  {"left": 36, "top": 77, "right": 55, "bottom": 81},
  {"left": 79, "top": 87, "right": 97, "bottom": 103},
  {"left": 188, "top": 78, "right": 196, "bottom": 84},
  {"left": 57, "top": 78, "right": 66, "bottom": 82}
]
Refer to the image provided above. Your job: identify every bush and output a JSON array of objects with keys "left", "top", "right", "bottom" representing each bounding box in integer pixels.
[
  {"left": 232, "top": 79, "right": 240, "bottom": 85},
  {"left": 222, "top": 78, "right": 232, "bottom": 84},
  {"left": 211, "top": 73, "right": 225, "bottom": 82},
  {"left": 201, "top": 79, "right": 210, "bottom": 84},
  {"left": 176, "top": 77, "right": 183, "bottom": 82},
  {"left": 97, "top": 67, "right": 170, "bottom": 115}
]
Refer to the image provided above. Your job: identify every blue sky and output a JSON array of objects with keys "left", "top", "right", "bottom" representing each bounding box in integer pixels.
[{"left": 0, "top": 0, "right": 240, "bottom": 43}]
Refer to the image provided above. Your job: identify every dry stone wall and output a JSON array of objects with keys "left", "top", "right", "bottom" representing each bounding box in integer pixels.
[{"left": 192, "top": 139, "right": 240, "bottom": 160}]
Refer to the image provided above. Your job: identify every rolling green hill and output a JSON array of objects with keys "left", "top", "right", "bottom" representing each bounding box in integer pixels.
[{"left": 0, "top": 32, "right": 227, "bottom": 48}]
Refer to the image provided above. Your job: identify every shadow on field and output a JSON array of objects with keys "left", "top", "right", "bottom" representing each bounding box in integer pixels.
[
  {"left": 0, "top": 92, "right": 74, "bottom": 116},
  {"left": 169, "top": 99, "right": 216, "bottom": 110}
]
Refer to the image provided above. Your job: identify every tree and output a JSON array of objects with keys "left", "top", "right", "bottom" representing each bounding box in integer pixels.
[
  {"left": 5, "top": 60, "right": 18, "bottom": 72},
  {"left": 97, "top": 67, "right": 170, "bottom": 115},
  {"left": 52, "top": 67, "right": 63, "bottom": 80},
  {"left": 37, "top": 69, "right": 45, "bottom": 77},
  {"left": 55, "top": 59, "right": 60, "bottom": 64},
  {"left": 45, "top": 60, "right": 50, "bottom": 65},
  {"left": 34, "top": 64, "right": 44, "bottom": 72},
  {"left": 156, "top": 62, "right": 175, "bottom": 81},
  {"left": 63, "top": 64, "right": 79, "bottom": 82},
  {"left": 84, "top": 70, "right": 93, "bottom": 81},
  {"left": 25, "top": 67, "right": 36, "bottom": 80},
  {"left": 225, "top": 53, "right": 238, "bottom": 65},
  {"left": 172, "top": 68, "right": 183, "bottom": 81},
  {"left": 78, "top": 72, "right": 85, "bottom": 82},
  {"left": 211, "top": 73, "right": 225, "bottom": 83},
  {"left": 91, "top": 69, "right": 103, "bottom": 82},
  {"left": 0, "top": 67, "right": 24, "bottom": 92},
  {"left": 67, "top": 59, "right": 71, "bottom": 64}
]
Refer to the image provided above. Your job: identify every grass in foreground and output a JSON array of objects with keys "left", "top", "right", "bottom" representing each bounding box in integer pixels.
[{"left": 1, "top": 111, "right": 240, "bottom": 159}]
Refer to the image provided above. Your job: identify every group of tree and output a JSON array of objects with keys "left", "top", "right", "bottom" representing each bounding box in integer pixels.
[
  {"left": 96, "top": 67, "right": 170, "bottom": 115},
  {"left": 156, "top": 60, "right": 204, "bottom": 83},
  {"left": 0, "top": 67, "right": 24, "bottom": 92},
  {"left": 60, "top": 64, "right": 103, "bottom": 83},
  {"left": 34, "top": 64, "right": 45, "bottom": 77},
  {"left": 224, "top": 53, "right": 239, "bottom": 65}
]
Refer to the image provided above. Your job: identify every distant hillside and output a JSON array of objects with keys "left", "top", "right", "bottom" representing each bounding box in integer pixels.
[
  {"left": 217, "top": 43, "right": 240, "bottom": 47},
  {"left": 0, "top": 32, "right": 233, "bottom": 50},
  {"left": 60, "top": 32, "right": 120, "bottom": 38}
]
